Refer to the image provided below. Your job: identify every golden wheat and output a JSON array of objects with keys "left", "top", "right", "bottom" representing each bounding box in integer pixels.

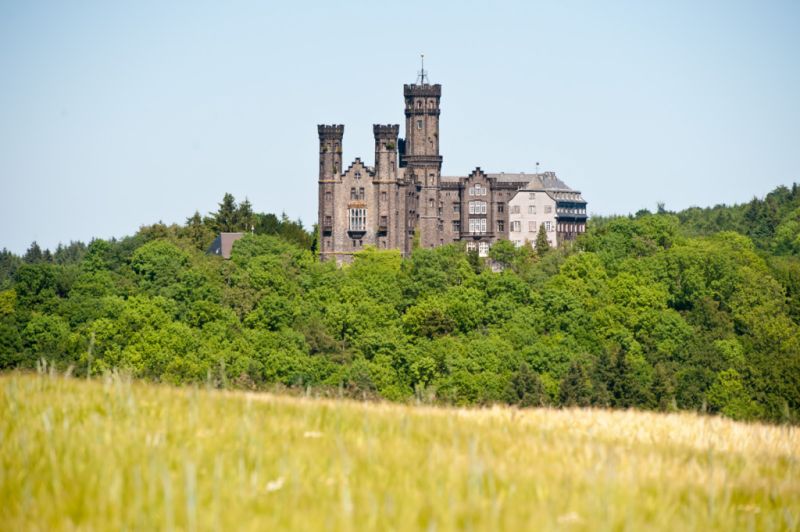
[{"left": 1, "top": 372, "right": 798, "bottom": 531}]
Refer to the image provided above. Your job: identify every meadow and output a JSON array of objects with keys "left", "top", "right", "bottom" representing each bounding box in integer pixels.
[{"left": 1, "top": 371, "right": 799, "bottom": 531}]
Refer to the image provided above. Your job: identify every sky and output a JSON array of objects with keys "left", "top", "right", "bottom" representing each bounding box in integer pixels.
[{"left": 1, "top": 0, "right": 799, "bottom": 254}]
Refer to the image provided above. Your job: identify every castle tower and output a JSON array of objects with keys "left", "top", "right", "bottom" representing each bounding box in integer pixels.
[
  {"left": 373, "top": 124, "right": 404, "bottom": 251},
  {"left": 401, "top": 63, "right": 443, "bottom": 249},
  {"left": 318, "top": 124, "right": 344, "bottom": 259}
]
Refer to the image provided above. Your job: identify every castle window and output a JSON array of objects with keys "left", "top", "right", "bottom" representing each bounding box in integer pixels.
[
  {"left": 468, "top": 187, "right": 474, "bottom": 196},
  {"left": 468, "top": 218, "right": 487, "bottom": 234},
  {"left": 453, "top": 203, "right": 459, "bottom": 212},
  {"left": 416, "top": 119, "right": 423, "bottom": 129},
  {"left": 497, "top": 203, "right": 504, "bottom": 213},
  {"left": 529, "top": 193, "right": 535, "bottom": 199},
  {"left": 511, "top": 205, "right": 520, "bottom": 214},
  {"left": 511, "top": 221, "right": 521, "bottom": 232},
  {"left": 359, "top": 187, "right": 365, "bottom": 200},
  {"left": 469, "top": 201, "right": 487, "bottom": 215},
  {"left": 380, "top": 215, "right": 388, "bottom": 227},
  {"left": 478, "top": 242, "right": 489, "bottom": 257},
  {"left": 528, "top": 221, "right": 536, "bottom": 232},
  {"left": 324, "top": 215, "right": 332, "bottom": 226},
  {"left": 545, "top": 221, "right": 553, "bottom": 232},
  {"left": 528, "top": 205, "right": 536, "bottom": 214},
  {"left": 429, "top": 198, "right": 435, "bottom": 208},
  {"left": 350, "top": 188, "right": 356, "bottom": 200},
  {"left": 544, "top": 205, "right": 552, "bottom": 214},
  {"left": 466, "top": 242, "right": 477, "bottom": 252},
  {"left": 325, "top": 191, "right": 332, "bottom": 201},
  {"left": 475, "top": 184, "right": 482, "bottom": 195},
  {"left": 355, "top": 171, "right": 361, "bottom": 180},
  {"left": 349, "top": 208, "right": 366, "bottom": 231},
  {"left": 497, "top": 220, "right": 504, "bottom": 232},
  {"left": 381, "top": 191, "right": 387, "bottom": 202},
  {"left": 453, "top": 220, "right": 460, "bottom": 232}
]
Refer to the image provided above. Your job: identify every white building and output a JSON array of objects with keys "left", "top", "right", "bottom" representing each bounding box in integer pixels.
[{"left": 508, "top": 172, "right": 587, "bottom": 249}]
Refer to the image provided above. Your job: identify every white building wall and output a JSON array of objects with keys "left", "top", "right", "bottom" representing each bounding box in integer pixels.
[{"left": 508, "top": 191, "right": 558, "bottom": 248}]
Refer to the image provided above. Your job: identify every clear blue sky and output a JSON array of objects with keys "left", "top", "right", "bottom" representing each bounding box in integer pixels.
[{"left": 1, "top": 1, "right": 799, "bottom": 254}]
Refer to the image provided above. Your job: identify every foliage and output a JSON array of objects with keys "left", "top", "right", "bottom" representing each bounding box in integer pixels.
[{"left": 0, "top": 186, "right": 799, "bottom": 423}]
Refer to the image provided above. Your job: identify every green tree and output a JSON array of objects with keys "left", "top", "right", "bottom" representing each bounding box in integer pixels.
[
  {"left": 23, "top": 242, "right": 45, "bottom": 263},
  {"left": 210, "top": 193, "right": 239, "bottom": 233},
  {"left": 509, "top": 362, "right": 547, "bottom": 407},
  {"left": 535, "top": 224, "right": 550, "bottom": 257},
  {"left": 559, "top": 360, "right": 592, "bottom": 407},
  {"left": 707, "top": 369, "right": 761, "bottom": 421}
]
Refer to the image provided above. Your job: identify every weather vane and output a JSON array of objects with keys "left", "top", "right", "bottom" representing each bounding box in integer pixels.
[{"left": 417, "top": 53, "right": 428, "bottom": 84}]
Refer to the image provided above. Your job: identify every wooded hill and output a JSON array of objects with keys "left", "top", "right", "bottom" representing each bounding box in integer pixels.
[{"left": 1, "top": 186, "right": 799, "bottom": 423}]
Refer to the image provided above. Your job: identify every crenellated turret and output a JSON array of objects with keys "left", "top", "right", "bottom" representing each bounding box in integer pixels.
[
  {"left": 318, "top": 124, "right": 344, "bottom": 180},
  {"left": 373, "top": 124, "right": 399, "bottom": 182}
]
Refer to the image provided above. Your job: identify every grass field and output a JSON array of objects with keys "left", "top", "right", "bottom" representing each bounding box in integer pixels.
[{"left": 1, "top": 372, "right": 798, "bottom": 531}]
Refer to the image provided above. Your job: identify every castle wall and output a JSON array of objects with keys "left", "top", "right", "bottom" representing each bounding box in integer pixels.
[{"left": 317, "top": 81, "right": 586, "bottom": 263}]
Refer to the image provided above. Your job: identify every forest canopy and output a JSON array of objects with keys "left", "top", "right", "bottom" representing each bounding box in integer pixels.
[{"left": 1, "top": 186, "right": 799, "bottom": 423}]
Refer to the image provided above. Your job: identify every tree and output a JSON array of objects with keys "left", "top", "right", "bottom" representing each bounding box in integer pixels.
[
  {"left": 707, "top": 369, "right": 761, "bottom": 420},
  {"left": 535, "top": 224, "right": 551, "bottom": 257},
  {"left": 211, "top": 193, "right": 239, "bottom": 233},
  {"left": 488, "top": 239, "right": 517, "bottom": 269},
  {"left": 510, "top": 362, "right": 547, "bottom": 407},
  {"left": 237, "top": 199, "right": 255, "bottom": 232},
  {"left": 184, "top": 211, "right": 214, "bottom": 250},
  {"left": 559, "top": 360, "right": 592, "bottom": 407},
  {"left": 651, "top": 363, "right": 676, "bottom": 411},
  {"left": 23, "top": 242, "right": 45, "bottom": 264}
]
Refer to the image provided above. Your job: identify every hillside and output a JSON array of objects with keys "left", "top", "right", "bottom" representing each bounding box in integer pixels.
[
  {"left": 1, "top": 373, "right": 798, "bottom": 530},
  {"left": 0, "top": 187, "right": 799, "bottom": 424}
]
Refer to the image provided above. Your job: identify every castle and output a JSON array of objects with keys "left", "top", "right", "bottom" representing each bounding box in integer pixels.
[{"left": 317, "top": 69, "right": 587, "bottom": 263}]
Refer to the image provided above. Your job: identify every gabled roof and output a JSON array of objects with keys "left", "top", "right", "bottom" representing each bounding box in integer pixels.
[
  {"left": 342, "top": 158, "right": 375, "bottom": 177},
  {"left": 486, "top": 171, "right": 572, "bottom": 190},
  {"left": 207, "top": 232, "right": 245, "bottom": 259}
]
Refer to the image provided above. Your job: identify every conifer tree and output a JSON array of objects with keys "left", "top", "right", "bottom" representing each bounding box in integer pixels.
[
  {"left": 535, "top": 223, "right": 551, "bottom": 257},
  {"left": 212, "top": 193, "right": 238, "bottom": 233},
  {"left": 559, "top": 360, "right": 591, "bottom": 407},
  {"left": 237, "top": 199, "right": 255, "bottom": 232},
  {"left": 511, "top": 362, "right": 548, "bottom": 407},
  {"left": 23, "top": 242, "right": 44, "bottom": 263}
]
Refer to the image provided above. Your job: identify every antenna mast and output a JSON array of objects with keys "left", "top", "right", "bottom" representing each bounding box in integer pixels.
[{"left": 417, "top": 53, "right": 428, "bottom": 84}]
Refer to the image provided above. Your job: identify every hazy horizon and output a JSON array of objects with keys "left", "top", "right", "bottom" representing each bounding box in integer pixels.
[{"left": 2, "top": 1, "right": 799, "bottom": 254}]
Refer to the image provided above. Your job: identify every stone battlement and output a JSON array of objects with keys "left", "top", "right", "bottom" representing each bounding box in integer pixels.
[
  {"left": 317, "top": 124, "right": 345, "bottom": 139},
  {"left": 373, "top": 124, "right": 400, "bottom": 138},
  {"left": 403, "top": 84, "right": 442, "bottom": 97}
]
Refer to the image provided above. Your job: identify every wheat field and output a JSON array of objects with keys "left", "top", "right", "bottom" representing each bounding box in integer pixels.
[{"left": 1, "top": 372, "right": 798, "bottom": 531}]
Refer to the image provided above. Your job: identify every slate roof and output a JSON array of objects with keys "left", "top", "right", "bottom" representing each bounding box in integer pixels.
[
  {"left": 207, "top": 232, "right": 245, "bottom": 259},
  {"left": 440, "top": 171, "right": 587, "bottom": 206}
]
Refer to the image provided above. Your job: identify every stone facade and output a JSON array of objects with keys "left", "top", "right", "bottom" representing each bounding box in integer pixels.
[{"left": 318, "top": 79, "right": 587, "bottom": 263}]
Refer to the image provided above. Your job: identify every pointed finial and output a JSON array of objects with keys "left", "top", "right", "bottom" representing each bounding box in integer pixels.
[{"left": 417, "top": 53, "right": 428, "bottom": 84}]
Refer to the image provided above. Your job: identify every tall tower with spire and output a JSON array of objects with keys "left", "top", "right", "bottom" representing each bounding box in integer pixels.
[{"left": 401, "top": 55, "right": 443, "bottom": 249}]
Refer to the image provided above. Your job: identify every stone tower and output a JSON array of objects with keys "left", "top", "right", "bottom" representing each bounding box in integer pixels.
[
  {"left": 373, "top": 124, "right": 406, "bottom": 253},
  {"left": 401, "top": 82, "right": 442, "bottom": 249},
  {"left": 318, "top": 124, "right": 344, "bottom": 257}
]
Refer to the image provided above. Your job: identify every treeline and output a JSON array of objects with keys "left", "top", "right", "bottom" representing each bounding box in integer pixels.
[{"left": 1, "top": 188, "right": 799, "bottom": 423}]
